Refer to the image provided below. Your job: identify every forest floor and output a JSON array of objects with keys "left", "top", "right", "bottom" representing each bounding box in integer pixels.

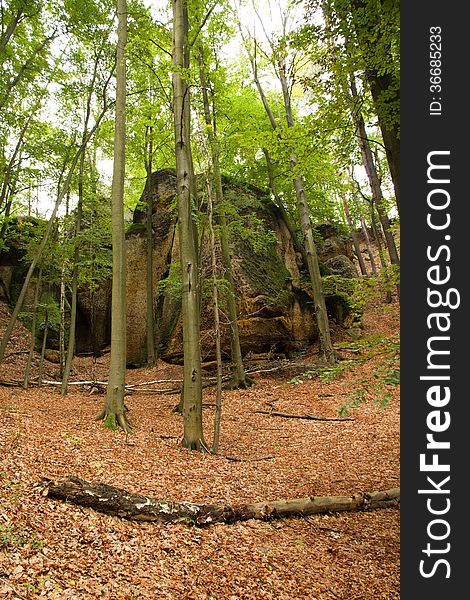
[{"left": 0, "top": 288, "right": 400, "bottom": 599}]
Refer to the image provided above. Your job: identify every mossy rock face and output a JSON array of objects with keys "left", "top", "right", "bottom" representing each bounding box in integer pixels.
[
  {"left": 235, "top": 237, "right": 292, "bottom": 312},
  {"left": 125, "top": 172, "right": 365, "bottom": 364},
  {"left": 126, "top": 222, "right": 147, "bottom": 236},
  {"left": 315, "top": 223, "right": 354, "bottom": 263},
  {"left": 125, "top": 170, "right": 319, "bottom": 364},
  {"left": 0, "top": 217, "right": 47, "bottom": 305},
  {"left": 324, "top": 255, "right": 358, "bottom": 279},
  {"left": 321, "top": 275, "right": 363, "bottom": 328},
  {"left": 31, "top": 169, "right": 363, "bottom": 365}
]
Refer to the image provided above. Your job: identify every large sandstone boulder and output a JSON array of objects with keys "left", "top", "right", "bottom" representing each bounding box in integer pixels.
[
  {"left": 0, "top": 175, "right": 359, "bottom": 365},
  {"left": 120, "top": 172, "right": 319, "bottom": 365},
  {"left": 324, "top": 255, "right": 358, "bottom": 279},
  {"left": 120, "top": 171, "right": 357, "bottom": 366}
]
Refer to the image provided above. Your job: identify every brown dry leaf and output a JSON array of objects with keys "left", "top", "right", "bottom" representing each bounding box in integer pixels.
[{"left": 0, "top": 292, "right": 399, "bottom": 599}]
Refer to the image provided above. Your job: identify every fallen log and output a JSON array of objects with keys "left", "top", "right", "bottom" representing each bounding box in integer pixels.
[{"left": 41, "top": 477, "right": 399, "bottom": 525}]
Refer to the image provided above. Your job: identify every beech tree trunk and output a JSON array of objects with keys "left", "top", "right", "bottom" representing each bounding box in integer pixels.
[
  {"left": 263, "top": 148, "right": 309, "bottom": 269},
  {"left": 97, "top": 0, "right": 130, "bottom": 433},
  {"left": 23, "top": 269, "right": 42, "bottom": 388},
  {"left": 204, "top": 174, "right": 223, "bottom": 453},
  {"left": 38, "top": 307, "right": 48, "bottom": 385},
  {"left": 172, "top": 0, "right": 206, "bottom": 451},
  {"left": 197, "top": 46, "right": 252, "bottom": 390},
  {"left": 43, "top": 477, "right": 400, "bottom": 525},
  {"left": 0, "top": 3, "right": 25, "bottom": 58},
  {"left": 360, "top": 218, "right": 377, "bottom": 275},
  {"left": 341, "top": 196, "right": 367, "bottom": 275},
  {"left": 145, "top": 125, "right": 156, "bottom": 367},
  {"left": 278, "top": 65, "right": 335, "bottom": 365}
]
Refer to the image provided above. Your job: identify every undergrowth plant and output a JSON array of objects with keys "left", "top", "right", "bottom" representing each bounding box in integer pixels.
[
  {"left": 290, "top": 334, "right": 400, "bottom": 416},
  {"left": 334, "top": 335, "right": 400, "bottom": 416},
  {"left": 0, "top": 524, "right": 44, "bottom": 550}
]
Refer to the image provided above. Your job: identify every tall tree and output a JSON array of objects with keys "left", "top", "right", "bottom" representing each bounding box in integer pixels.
[
  {"left": 341, "top": 193, "right": 367, "bottom": 275},
  {"left": 320, "top": 0, "right": 400, "bottom": 214},
  {"left": 348, "top": 74, "right": 399, "bottom": 286},
  {"left": 61, "top": 48, "right": 107, "bottom": 394},
  {"left": 144, "top": 123, "right": 156, "bottom": 367},
  {"left": 240, "top": 6, "right": 336, "bottom": 365},
  {"left": 196, "top": 43, "right": 253, "bottom": 389},
  {"left": 96, "top": 0, "right": 131, "bottom": 433},
  {"left": 172, "top": 0, "right": 206, "bottom": 450}
]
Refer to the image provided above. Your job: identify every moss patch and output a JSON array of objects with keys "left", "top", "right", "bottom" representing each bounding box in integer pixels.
[
  {"left": 321, "top": 275, "right": 363, "bottom": 326},
  {"left": 126, "top": 222, "right": 147, "bottom": 237},
  {"left": 236, "top": 237, "right": 292, "bottom": 310}
]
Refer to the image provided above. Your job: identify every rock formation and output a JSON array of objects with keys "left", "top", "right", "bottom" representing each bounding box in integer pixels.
[
  {"left": 0, "top": 174, "right": 360, "bottom": 366},
  {"left": 121, "top": 170, "right": 358, "bottom": 366}
]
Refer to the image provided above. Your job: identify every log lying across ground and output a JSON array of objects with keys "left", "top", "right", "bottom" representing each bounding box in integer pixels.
[{"left": 42, "top": 477, "right": 399, "bottom": 526}]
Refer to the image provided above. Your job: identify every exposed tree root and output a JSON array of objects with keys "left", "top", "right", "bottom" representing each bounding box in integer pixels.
[
  {"left": 182, "top": 437, "right": 209, "bottom": 452},
  {"left": 224, "top": 374, "right": 256, "bottom": 390},
  {"left": 41, "top": 476, "right": 399, "bottom": 525},
  {"left": 94, "top": 409, "right": 132, "bottom": 434}
]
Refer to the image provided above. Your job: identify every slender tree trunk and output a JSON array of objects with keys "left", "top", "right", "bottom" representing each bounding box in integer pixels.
[
  {"left": 345, "top": 0, "right": 400, "bottom": 215},
  {"left": 243, "top": 31, "right": 335, "bottom": 364},
  {"left": 97, "top": 0, "right": 130, "bottom": 433},
  {"left": 197, "top": 46, "right": 252, "bottom": 389},
  {"left": 342, "top": 196, "right": 367, "bottom": 276},
  {"left": 262, "top": 148, "right": 309, "bottom": 270},
  {"left": 38, "top": 308, "right": 48, "bottom": 386},
  {"left": 278, "top": 66, "right": 335, "bottom": 364},
  {"left": 59, "top": 257, "right": 67, "bottom": 378},
  {"left": 61, "top": 194, "right": 81, "bottom": 395},
  {"left": 349, "top": 76, "right": 399, "bottom": 300},
  {"left": 172, "top": 0, "right": 206, "bottom": 450},
  {"left": 359, "top": 218, "right": 377, "bottom": 275},
  {"left": 62, "top": 49, "right": 103, "bottom": 393},
  {"left": 321, "top": 6, "right": 400, "bottom": 286},
  {"left": 145, "top": 126, "right": 156, "bottom": 367},
  {"left": 365, "top": 70, "right": 400, "bottom": 216},
  {"left": 204, "top": 174, "right": 223, "bottom": 453},
  {"left": 0, "top": 4, "right": 26, "bottom": 58},
  {"left": 0, "top": 31, "right": 57, "bottom": 110},
  {"left": 23, "top": 269, "right": 42, "bottom": 388},
  {"left": 349, "top": 76, "right": 399, "bottom": 268},
  {"left": 291, "top": 165, "right": 335, "bottom": 364},
  {"left": 368, "top": 209, "right": 392, "bottom": 302},
  {"left": 0, "top": 116, "right": 30, "bottom": 218}
]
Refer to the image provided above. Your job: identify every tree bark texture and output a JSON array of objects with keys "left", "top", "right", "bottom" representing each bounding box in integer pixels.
[
  {"left": 145, "top": 126, "right": 156, "bottom": 367},
  {"left": 43, "top": 477, "right": 400, "bottom": 525},
  {"left": 197, "top": 46, "right": 251, "bottom": 390},
  {"left": 341, "top": 196, "right": 367, "bottom": 275},
  {"left": 350, "top": 77, "right": 399, "bottom": 271},
  {"left": 172, "top": 0, "right": 205, "bottom": 450},
  {"left": 100, "top": 0, "right": 130, "bottom": 432}
]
